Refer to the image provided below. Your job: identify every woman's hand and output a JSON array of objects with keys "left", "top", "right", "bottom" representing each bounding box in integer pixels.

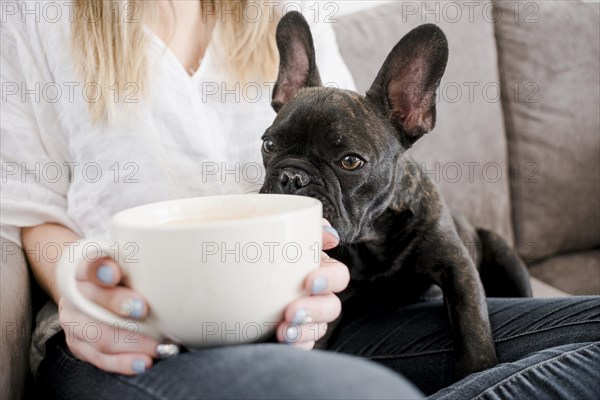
[
  {"left": 276, "top": 220, "right": 350, "bottom": 349},
  {"left": 58, "top": 257, "right": 160, "bottom": 375}
]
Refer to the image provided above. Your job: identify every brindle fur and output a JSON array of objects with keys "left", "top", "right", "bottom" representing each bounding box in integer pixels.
[{"left": 260, "top": 12, "right": 532, "bottom": 378}]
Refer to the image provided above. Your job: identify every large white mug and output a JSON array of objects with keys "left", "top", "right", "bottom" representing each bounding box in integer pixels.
[{"left": 56, "top": 194, "right": 322, "bottom": 347}]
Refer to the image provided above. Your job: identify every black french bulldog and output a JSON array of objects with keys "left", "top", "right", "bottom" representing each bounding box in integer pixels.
[{"left": 260, "top": 11, "right": 532, "bottom": 378}]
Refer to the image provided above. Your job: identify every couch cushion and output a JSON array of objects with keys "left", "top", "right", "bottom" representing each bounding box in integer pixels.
[
  {"left": 334, "top": 1, "right": 513, "bottom": 243},
  {"left": 529, "top": 250, "right": 600, "bottom": 295},
  {"left": 530, "top": 278, "right": 569, "bottom": 298},
  {"left": 494, "top": 0, "right": 600, "bottom": 262},
  {"left": 0, "top": 237, "right": 32, "bottom": 400}
]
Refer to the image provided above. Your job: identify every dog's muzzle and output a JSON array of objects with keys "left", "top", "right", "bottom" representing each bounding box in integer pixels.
[{"left": 277, "top": 167, "right": 311, "bottom": 193}]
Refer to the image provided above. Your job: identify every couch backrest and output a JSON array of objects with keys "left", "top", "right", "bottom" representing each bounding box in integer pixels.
[
  {"left": 494, "top": 0, "right": 600, "bottom": 262},
  {"left": 334, "top": 1, "right": 514, "bottom": 243}
]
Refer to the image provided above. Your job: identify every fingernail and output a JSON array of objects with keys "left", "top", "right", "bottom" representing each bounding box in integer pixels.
[
  {"left": 131, "top": 359, "right": 146, "bottom": 374},
  {"left": 323, "top": 225, "right": 340, "bottom": 242},
  {"left": 96, "top": 264, "right": 114, "bottom": 284},
  {"left": 156, "top": 343, "right": 180, "bottom": 359},
  {"left": 311, "top": 276, "right": 328, "bottom": 294},
  {"left": 285, "top": 325, "right": 300, "bottom": 343},
  {"left": 292, "top": 309, "right": 313, "bottom": 325},
  {"left": 120, "top": 298, "right": 145, "bottom": 319}
]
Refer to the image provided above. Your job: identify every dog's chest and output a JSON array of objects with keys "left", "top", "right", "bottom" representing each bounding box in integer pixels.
[{"left": 329, "top": 237, "right": 432, "bottom": 307}]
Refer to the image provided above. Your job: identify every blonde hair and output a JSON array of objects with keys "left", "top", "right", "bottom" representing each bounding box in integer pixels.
[{"left": 71, "top": 0, "right": 280, "bottom": 123}]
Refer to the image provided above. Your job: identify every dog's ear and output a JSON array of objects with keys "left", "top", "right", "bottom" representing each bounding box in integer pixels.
[
  {"left": 271, "top": 11, "right": 322, "bottom": 113},
  {"left": 366, "top": 24, "right": 448, "bottom": 147}
]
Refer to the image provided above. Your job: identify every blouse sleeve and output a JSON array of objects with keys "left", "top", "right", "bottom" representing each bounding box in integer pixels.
[{"left": 1, "top": 16, "right": 76, "bottom": 246}]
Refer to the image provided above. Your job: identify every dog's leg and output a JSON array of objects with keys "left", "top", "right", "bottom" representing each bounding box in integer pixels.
[
  {"left": 477, "top": 229, "right": 533, "bottom": 297},
  {"left": 432, "top": 237, "right": 498, "bottom": 378}
]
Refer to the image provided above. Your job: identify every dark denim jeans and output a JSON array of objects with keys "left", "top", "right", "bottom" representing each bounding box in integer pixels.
[
  {"left": 330, "top": 297, "right": 600, "bottom": 398},
  {"left": 37, "top": 297, "right": 600, "bottom": 399}
]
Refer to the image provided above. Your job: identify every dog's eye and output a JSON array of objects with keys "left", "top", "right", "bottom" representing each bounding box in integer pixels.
[
  {"left": 262, "top": 139, "right": 276, "bottom": 154},
  {"left": 339, "top": 155, "right": 365, "bottom": 171}
]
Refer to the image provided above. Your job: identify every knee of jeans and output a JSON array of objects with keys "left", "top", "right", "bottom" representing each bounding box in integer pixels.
[
  {"left": 430, "top": 342, "right": 600, "bottom": 400},
  {"left": 177, "top": 344, "right": 424, "bottom": 399}
]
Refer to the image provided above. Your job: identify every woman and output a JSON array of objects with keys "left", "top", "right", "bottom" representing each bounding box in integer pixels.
[{"left": 2, "top": 1, "right": 598, "bottom": 398}]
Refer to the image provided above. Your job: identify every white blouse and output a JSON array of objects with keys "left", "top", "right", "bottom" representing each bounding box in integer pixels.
[
  {"left": 1, "top": 2, "right": 356, "bottom": 247},
  {"left": 1, "top": 1, "right": 355, "bottom": 373}
]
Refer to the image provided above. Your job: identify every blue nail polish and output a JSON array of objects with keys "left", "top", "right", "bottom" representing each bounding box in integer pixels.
[
  {"left": 129, "top": 299, "right": 145, "bottom": 319},
  {"left": 120, "top": 298, "right": 145, "bottom": 319},
  {"left": 96, "top": 264, "right": 114, "bottom": 284},
  {"left": 322, "top": 225, "right": 340, "bottom": 242},
  {"left": 292, "top": 309, "right": 312, "bottom": 324},
  {"left": 285, "top": 325, "right": 300, "bottom": 343},
  {"left": 311, "top": 276, "right": 328, "bottom": 294},
  {"left": 131, "top": 359, "right": 146, "bottom": 374}
]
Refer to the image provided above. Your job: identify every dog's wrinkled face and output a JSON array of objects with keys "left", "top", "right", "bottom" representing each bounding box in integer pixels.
[
  {"left": 261, "top": 88, "right": 402, "bottom": 241},
  {"left": 260, "top": 12, "right": 448, "bottom": 242}
]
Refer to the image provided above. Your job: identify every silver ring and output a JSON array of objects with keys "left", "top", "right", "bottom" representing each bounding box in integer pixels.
[{"left": 155, "top": 343, "right": 180, "bottom": 359}]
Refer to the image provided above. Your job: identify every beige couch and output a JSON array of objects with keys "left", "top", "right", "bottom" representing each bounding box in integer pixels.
[
  {"left": 333, "top": 0, "right": 599, "bottom": 293},
  {"left": 2, "top": 1, "right": 598, "bottom": 399}
]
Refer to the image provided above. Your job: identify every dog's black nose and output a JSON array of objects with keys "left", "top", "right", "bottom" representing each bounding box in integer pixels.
[{"left": 278, "top": 168, "right": 311, "bottom": 193}]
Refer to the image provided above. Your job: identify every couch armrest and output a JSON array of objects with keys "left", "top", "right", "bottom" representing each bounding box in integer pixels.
[{"left": 1, "top": 237, "right": 32, "bottom": 400}]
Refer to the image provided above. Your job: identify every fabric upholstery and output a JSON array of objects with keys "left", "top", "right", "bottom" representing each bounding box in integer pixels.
[
  {"left": 530, "top": 250, "right": 600, "bottom": 295},
  {"left": 334, "top": 1, "right": 514, "bottom": 243},
  {"left": 494, "top": 0, "right": 600, "bottom": 262},
  {"left": 0, "top": 237, "right": 32, "bottom": 400}
]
